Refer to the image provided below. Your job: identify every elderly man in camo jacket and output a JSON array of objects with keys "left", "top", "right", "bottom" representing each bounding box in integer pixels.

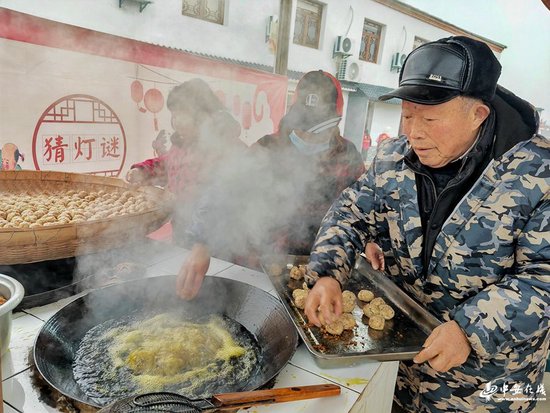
[{"left": 304, "top": 36, "right": 549, "bottom": 412}]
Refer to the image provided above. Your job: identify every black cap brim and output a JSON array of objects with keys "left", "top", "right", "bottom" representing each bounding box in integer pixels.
[
  {"left": 379, "top": 85, "right": 461, "bottom": 105},
  {"left": 283, "top": 102, "right": 335, "bottom": 131}
]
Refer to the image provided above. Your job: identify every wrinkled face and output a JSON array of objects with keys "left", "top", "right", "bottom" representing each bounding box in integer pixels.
[{"left": 401, "top": 97, "right": 490, "bottom": 168}]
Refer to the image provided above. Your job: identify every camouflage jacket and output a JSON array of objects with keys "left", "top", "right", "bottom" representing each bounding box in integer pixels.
[{"left": 309, "top": 132, "right": 550, "bottom": 412}]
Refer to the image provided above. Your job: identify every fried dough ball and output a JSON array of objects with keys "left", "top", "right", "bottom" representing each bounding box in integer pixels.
[
  {"left": 292, "top": 288, "right": 308, "bottom": 309},
  {"left": 379, "top": 304, "right": 395, "bottom": 320},
  {"left": 341, "top": 290, "right": 356, "bottom": 313},
  {"left": 289, "top": 265, "right": 305, "bottom": 280},
  {"left": 292, "top": 288, "right": 307, "bottom": 300},
  {"left": 339, "top": 313, "right": 356, "bottom": 330},
  {"left": 358, "top": 289, "right": 375, "bottom": 303},
  {"left": 324, "top": 319, "right": 344, "bottom": 336},
  {"left": 317, "top": 312, "right": 344, "bottom": 336},
  {"left": 370, "top": 297, "right": 386, "bottom": 308},
  {"left": 363, "top": 303, "right": 381, "bottom": 318},
  {"left": 294, "top": 293, "right": 307, "bottom": 310},
  {"left": 368, "top": 315, "right": 385, "bottom": 331}
]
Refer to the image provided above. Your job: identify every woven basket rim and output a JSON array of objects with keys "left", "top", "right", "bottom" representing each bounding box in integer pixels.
[{"left": 0, "top": 170, "right": 173, "bottom": 264}]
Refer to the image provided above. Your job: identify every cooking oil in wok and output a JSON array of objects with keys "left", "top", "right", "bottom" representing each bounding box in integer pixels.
[{"left": 73, "top": 312, "right": 261, "bottom": 406}]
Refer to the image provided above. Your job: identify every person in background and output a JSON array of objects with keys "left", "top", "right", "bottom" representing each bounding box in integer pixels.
[
  {"left": 252, "top": 70, "right": 366, "bottom": 255},
  {"left": 177, "top": 70, "right": 365, "bottom": 299},
  {"left": 361, "top": 131, "right": 372, "bottom": 162},
  {"left": 304, "top": 36, "right": 549, "bottom": 412},
  {"left": 376, "top": 132, "right": 390, "bottom": 145},
  {"left": 126, "top": 78, "right": 242, "bottom": 244}
]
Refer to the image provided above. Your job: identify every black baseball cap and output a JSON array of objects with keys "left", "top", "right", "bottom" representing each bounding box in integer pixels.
[
  {"left": 283, "top": 70, "right": 344, "bottom": 131},
  {"left": 379, "top": 36, "right": 502, "bottom": 105}
]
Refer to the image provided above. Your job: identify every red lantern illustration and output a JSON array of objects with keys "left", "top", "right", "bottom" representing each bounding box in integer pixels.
[
  {"left": 130, "top": 80, "right": 146, "bottom": 113},
  {"left": 242, "top": 101, "right": 252, "bottom": 139},
  {"left": 252, "top": 86, "right": 267, "bottom": 123},
  {"left": 144, "top": 88, "right": 164, "bottom": 131}
]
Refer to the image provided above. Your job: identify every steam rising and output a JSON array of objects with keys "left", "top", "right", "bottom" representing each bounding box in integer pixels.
[{"left": 186, "top": 121, "right": 331, "bottom": 260}]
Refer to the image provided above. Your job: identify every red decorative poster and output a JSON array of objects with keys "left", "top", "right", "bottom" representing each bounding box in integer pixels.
[
  {"left": 0, "top": 8, "right": 287, "bottom": 171},
  {"left": 32, "top": 95, "right": 126, "bottom": 176}
]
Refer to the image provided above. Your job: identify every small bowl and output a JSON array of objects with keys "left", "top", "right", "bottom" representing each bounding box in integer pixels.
[{"left": 0, "top": 273, "right": 25, "bottom": 356}]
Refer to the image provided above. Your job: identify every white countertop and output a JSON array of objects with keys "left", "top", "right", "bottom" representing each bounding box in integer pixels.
[{"left": 1, "top": 241, "right": 398, "bottom": 413}]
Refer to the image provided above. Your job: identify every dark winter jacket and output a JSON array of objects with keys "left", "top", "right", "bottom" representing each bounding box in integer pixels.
[{"left": 308, "top": 86, "right": 549, "bottom": 412}]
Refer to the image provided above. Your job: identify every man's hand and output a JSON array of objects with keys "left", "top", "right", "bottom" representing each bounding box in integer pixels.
[
  {"left": 304, "top": 277, "right": 343, "bottom": 327},
  {"left": 413, "top": 320, "right": 471, "bottom": 372},
  {"left": 125, "top": 167, "right": 147, "bottom": 185},
  {"left": 152, "top": 129, "right": 168, "bottom": 156},
  {"left": 176, "top": 243, "right": 211, "bottom": 300},
  {"left": 365, "top": 242, "right": 385, "bottom": 271}
]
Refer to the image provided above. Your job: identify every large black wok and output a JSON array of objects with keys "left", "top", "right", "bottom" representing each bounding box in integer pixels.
[{"left": 33, "top": 275, "right": 298, "bottom": 408}]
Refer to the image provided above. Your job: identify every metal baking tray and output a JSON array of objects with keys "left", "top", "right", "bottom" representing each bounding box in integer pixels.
[{"left": 262, "top": 255, "right": 441, "bottom": 367}]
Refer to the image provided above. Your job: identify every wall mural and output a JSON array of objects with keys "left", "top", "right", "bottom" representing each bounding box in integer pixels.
[
  {"left": 32, "top": 95, "right": 127, "bottom": 176},
  {"left": 0, "top": 142, "right": 24, "bottom": 170},
  {"left": 0, "top": 8, "right": 287, "bottom": 176}
]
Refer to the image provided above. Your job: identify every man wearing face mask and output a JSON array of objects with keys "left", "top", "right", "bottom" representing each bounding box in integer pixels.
[
  {"left": 252, "top": 70, "right": 365, "bottom": 254},
  {"left": 177, "top": 70, "right": 365, "bottom": 299}
]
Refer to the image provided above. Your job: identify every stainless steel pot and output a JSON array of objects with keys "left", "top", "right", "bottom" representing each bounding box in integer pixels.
[{"left": 0, "top": 273, "right": 25, "bottom": 355}]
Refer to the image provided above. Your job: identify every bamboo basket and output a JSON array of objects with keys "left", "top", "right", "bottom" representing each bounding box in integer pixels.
[{"left": 0, "top": 170, "right": 173, "bottom": 265}]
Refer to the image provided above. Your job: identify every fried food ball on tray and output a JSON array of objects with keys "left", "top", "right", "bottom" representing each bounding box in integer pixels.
[
  {"left": 341, "top": 290, "right": 357, "bottom": 313},
  {"left": 370, "top": 297, "right": 386, "bottom": 308},
  {"left": 294, "top": 293, "right": 307, "bottom": 310},
  {"left": 324, "top": 319, "right": 344, "bottom": 336},
  {"left": 379, "top": 304, "right": 395, "bottom": 320},
  {"left": 358, "top": 289, "right": 375, "bottom": 302},
  {"left": 368, "top": 314, "right": 385, "bottom": 331},
  {"left": 316, "top": 313, "right": 344, "bottom": 336},
  {"left": 339, "top": 313, "right": 356, "bottom": 330},
  {"left": 362, "top": 303, "right": 381, "bottom": 318},
  {"left": 289, "top": 265, "right": 304, "bottom": 280},
  {"left": 292, "top": 288, "right": 307, "bottom": 300},
  {"left": 292, "top": 288, "right": 308, "bottom": 309}
]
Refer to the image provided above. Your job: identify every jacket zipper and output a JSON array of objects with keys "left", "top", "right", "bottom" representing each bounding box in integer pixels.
[{"left": 413, "top": 159, "right": 469, "bottom": 272}]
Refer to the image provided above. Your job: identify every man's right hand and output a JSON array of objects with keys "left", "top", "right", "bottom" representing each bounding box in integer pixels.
[
  {"left": 176, "top": 243, "right": 211, "bottom": 300},
  {"left": 304, "top": 277, "right": 343, "bottom": 327}
]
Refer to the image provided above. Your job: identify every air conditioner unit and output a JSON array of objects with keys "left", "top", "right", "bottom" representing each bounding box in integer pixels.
[
  {"left": 337, "top": 58, "right": 363, "bottom": 82},
  {"left": 333, "top": 35, "right": 354, "bottom": 57},
  {"left": 391, "top": 52, "right": 407, "bottom": 72}
]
